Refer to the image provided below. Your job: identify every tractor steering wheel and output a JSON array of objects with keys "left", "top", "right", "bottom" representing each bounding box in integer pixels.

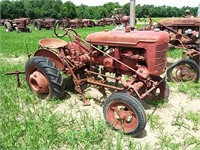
[{"left": 54, "top": 19, "right": 78, "bottom": 40}]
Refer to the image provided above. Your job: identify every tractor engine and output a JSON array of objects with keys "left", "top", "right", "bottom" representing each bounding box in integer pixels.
[
  {"left": 65, "top": 29, "right": 169, "bottom": 77},
  {"left": 63, "top": 30, "right": 169, "bottom": 76},
  {"left": 88, "top": 29, "right": 169, "bottom": 77}
]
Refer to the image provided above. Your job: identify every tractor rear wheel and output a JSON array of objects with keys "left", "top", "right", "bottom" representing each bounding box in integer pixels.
[
  {"left": 27, "top": 27, "right": 32, "bottom": 33},
  {"left": 103, "top": 92, "right": 146, "bottom": 136},
  {"left": 148, "top": 76, "right": 170, "bottom": 101},
  {"left": 25, "top": 56, "right": 64, "bottom": 99},
  {"left": 15, "top": 26, "right": 19, "bottom": 33},
  {"left": 90, "top": 21, "right": 95, "bottom": 27},
  {"left": 167, "top": 59, "right": 199, "bottom": 82},
  {"left": 4, "top": 21, "right": 13, "bottom": 32},
  {"left": 33, "top": 20, "right": 41, "bottom": 30}
]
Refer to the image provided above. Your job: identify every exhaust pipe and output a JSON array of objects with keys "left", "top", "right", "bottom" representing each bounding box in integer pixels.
[
  {"left": 130, "top": 0, "right": 136, "bottom": 27},
  {"left": 198, "top": 3, "right": 200, "bottom": 17}
]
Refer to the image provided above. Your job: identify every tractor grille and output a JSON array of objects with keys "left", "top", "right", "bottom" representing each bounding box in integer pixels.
[{"left": 154, "top": 43, "right": 168, "bottom": 71}]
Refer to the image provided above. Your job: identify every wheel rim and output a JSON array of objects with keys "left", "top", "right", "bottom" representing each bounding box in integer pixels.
[
  {"left": 147, "top": 77, "right": 169, "bottom": 100},
  {"left": 27, "top": 68, "right": 50, "bottom": 97},
  {"left": 170, "top": 63, "right": 197, "bottom": 82},
  {"left": 151, "top": 81, "right": 165, "bottom": 99},
  {"left": 151, "top": 86, "right": 162, "bottom": 99},
  {"left": 107, "top": 102, "right": 138, "bottom": 133}
]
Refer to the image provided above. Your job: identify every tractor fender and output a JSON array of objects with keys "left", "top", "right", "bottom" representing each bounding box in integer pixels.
[{"left": 34, "top": 49, "right": 65, "bottom": 71}]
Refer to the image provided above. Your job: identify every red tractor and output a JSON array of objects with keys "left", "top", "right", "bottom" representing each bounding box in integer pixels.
[
  {"left": 138, "top": 14, "right": 200, "bottom": 82},
  {"left": 4, "top": 18, "right": 31, "bottom": 32},
  {"left": 33, "top": 18, "right": 56, "bottom": 30},
  {"left": 82, "top": 19, "right": 96, "bottom": 27},
  {"left": 21, "top": 20, "right": 170, "bottom": 136},
  {"left": 157, "top": 18, "right": 200, "bottom": 82}
]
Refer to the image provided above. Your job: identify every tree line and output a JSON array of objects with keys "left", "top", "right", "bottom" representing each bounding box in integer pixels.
[{"left": 0, "top": 0, "right": 198, "bottom": 19}]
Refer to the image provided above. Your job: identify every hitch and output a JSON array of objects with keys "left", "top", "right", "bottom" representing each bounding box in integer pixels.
[{"left": 5, "top": 70, "right": 25, "bottom": 87}]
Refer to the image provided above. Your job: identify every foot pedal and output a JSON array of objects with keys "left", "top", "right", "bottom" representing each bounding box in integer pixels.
[{"left": 83, "top": 100, "right": 91, "bottom": 106}]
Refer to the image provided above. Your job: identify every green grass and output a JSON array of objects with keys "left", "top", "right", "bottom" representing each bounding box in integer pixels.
[
  {"left": 167, "top": 48, "right": 183, "bottom": 59},
  {"left": 177, "top": 81, "right": 200, "bottom": 98},
  {"left": 147, "top": 113, "right": 164, "bottom": 131},
  {"left": 157, "top": 133, "right": 180, "bottom": 150},
  {"left": 0, "top": 25, "right": 114, "bottom": 57},
  {"left": 185, "top": 111, "right": 200, "bottom": 130}
]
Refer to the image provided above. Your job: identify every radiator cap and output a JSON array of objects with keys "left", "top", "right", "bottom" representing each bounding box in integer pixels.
[{"left": 154, "top": 28, "right": 160, "bottom": 32}]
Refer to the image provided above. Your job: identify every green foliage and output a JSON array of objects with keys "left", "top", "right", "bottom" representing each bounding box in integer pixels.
[
  {"left": 177, "top": 82, "right": 200, "bottom": 98},
  {"left": 171, "top": 108, "right": 190, "bottom": 129},
  {"left": 76, "top": 5, "right": 93, "bottom": 19},
  {"left": 157, "top": 133, "right": 180, "bottom": 150},
  {"left": 147, "top": 114, "right": 164, "bottom": 131},
  {"left": 167, "top": 48, "right": 183, "bottom": 59},
  {"left": 0, "top": 0, "right": 198, "bottom": 19},
  {"left": 185, "top": 111, "right": 200, "bottom": 130},
  {"left": 59, "top": 1, "right": 77, "bottom": 19}
]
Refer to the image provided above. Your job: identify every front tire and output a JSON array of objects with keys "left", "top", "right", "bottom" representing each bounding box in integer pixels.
[
  {"left": 25, "top": 56, "right": 64, "bottom": 99},
  {"left": 103, "top": 93, "right": 146, "bottom": 136}
]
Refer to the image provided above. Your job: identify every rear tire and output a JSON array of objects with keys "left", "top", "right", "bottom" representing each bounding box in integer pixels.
[
  {"left": 4, "top": 21, "right": 13, "bottom": 32},
  {"left": 91, "top": 21, "right": 95, "bottom": 27},
  {"left": 103, "top": 92, "right": 146, "bottom": 136},
  {"left": 33, "top": 20, "right": 41, "bottom": 30},
  {"left": 15, "top": 26, "right": 19, "bottom": 33},
  {"left": 25, "top": 56, "right": 64, "bottom": 99},
  {"left": 167, "top": 59, "right": 199, "bottom": 82},
  {"left": 27, "top": 27, "right": 32, "bottom": 33},
  {"left": 148, "top": 76, "right": 170, "bottom": 101}
]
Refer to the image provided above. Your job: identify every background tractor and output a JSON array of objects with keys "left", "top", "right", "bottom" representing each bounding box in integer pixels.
[
  {"left": 4, "top": 18, "right": 31, "bottom": 32},
  {"left": 33, "top": 18, "right": 56, "bottom": 30},
  {"left": 157, "top": 17, "right": 200, "bottom": 82},
  {"left": 138, "top": 9, "right": 200, "bottom": 82}
]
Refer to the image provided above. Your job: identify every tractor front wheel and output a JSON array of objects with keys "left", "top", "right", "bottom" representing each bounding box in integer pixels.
[
  {"left": 25, "top": 56, "right": 64, "bottom": 99},
  {"left": 103, "top": 93, "right": 146, "bottom": 136}
]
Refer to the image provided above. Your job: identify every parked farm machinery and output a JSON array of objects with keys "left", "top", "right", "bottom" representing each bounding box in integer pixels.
[
  {"left": 33, "top": 18, "right": 56, "bottom": 30},
  {"left": 57, "top": 18, "right": 96, "bottom": 28},
  {"left": 138, "top": 14, "right": 200, "bottom": 82},
  {"left": 96, "top": 18, "right": 116, "bottom": 26},
  {"left": 82, "top": 19, "right": 96, "bottom": 27},
  {"left": 157, "top": 17, "right": 200, "bottom": 82},
  {"left": 6, "top": 20, "right": 170, "bottom": 136},
  {"left": 4, "top": 18, "right": 31, "bottom": 32}
]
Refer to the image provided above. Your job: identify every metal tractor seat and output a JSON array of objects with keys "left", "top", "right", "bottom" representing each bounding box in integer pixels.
[{"left": 39, "top": 38, "right": 68, "bottom": 49}]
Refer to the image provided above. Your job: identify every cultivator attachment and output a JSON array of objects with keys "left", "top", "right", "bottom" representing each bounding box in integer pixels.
[{"left": 5, "top": 70, "right": 25, "bottom": 87}]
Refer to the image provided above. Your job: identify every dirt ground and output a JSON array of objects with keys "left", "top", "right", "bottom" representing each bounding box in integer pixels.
[{"left": 53, "top": 84, "right": 200, "bottom": 148}]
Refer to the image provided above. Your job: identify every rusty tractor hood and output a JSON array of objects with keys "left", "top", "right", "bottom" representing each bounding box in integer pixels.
[
  {"left": 86, "top": 30, "right": 169, "bottom": 47},
  {"left": 158, "top": 17, "right": 200, "bottom": 27}
]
